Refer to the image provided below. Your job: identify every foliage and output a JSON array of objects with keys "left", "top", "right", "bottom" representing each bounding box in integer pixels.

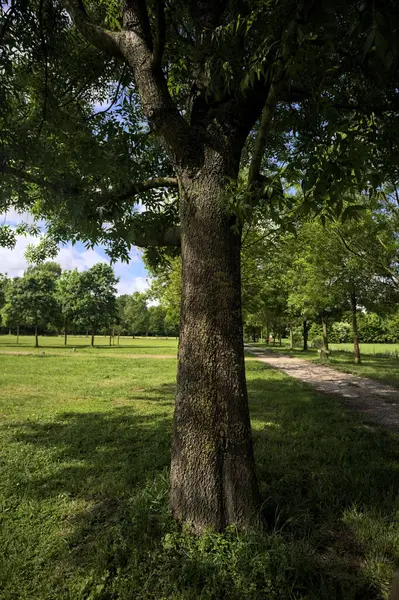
[
  {"left": 3, "top": 263, "right": 61, "bottom": 338},
  {"left": 147, "top": 256, "right": 181, "bottom": 335},
  {"left": 123, "top": 292, "right": 149, "bottom": 336},
  {"left": 330, "top": 322, "right": 353, "bottom": 344},
  {"left": 75, "top": 263, "right": 118, "bottom": 333},
  {"left": 0, "top": 0, "right": 398, "bottom": 257},
  {"left": 55, "top": 268, "right": 83, "bottom": 328}
]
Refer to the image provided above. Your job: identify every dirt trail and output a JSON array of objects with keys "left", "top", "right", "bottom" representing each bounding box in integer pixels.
[{"left": 246, "top": 345, "right": 399, "bottom": 431}]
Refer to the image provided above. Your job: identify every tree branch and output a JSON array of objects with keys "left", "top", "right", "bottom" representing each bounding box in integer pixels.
[
  {"left": 62, "top": 0, "right": 123, "bottom": 58},
  {"left": 123, "top": 0, "right": 153, "bottom": 50},
  {"left": 116, "top": 177, "right": 178, "bottom": 201},
  {"left": 133, "top": 224, "right": 180, "bottom": 247},
  {"left": 0, "top": 156, "right": 178, "bottom": 202},
  {"left": 152, "top": 0, "right": 166, "bottom": 68},
  {"left": 117, "top": 2, "right": 188, "bottom": 159},
  {"left": 248, "top": 83, "right": 280, "bottom": 186},
  {"left": 0, "top": 161, "right": 59, "bottom": 192}
]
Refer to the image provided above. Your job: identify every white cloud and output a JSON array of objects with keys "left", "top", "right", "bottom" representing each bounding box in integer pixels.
[
  {"left": 0, "top": 209, "right": 150, "bottom": 296},
  {"left": 0, "top": 233, "right": 152, "bottom": 296},
  {"left": 116, "top": 276, "right": 150, "bottom": 296},
  {"left": 0, "top": 234, "right": 38, "bottom": 277},
  {"left": 56, "top": 245, "right": 108, "bottom": 271},
  {"left": 0, "top": 235, "right": 108, "bottom": 277},
  {"left": 0, "top": 209, "right": 46, "bottom": 228}
]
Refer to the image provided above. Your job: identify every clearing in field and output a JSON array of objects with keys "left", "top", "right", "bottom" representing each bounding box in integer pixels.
[{"left": 1, "top": 337, "right": 399, "bottom": 599}]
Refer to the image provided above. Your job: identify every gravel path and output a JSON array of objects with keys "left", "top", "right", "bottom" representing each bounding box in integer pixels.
[{"left": 246, "top": 345, "right": 399, "bottom": 431}]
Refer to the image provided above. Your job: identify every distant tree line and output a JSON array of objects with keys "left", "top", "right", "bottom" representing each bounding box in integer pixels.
[
  {"left": 0, "top": 263, "right": 178, "bottom": 347},
  {"left": 147, "top": 192, "right": 399, "bottom": 365}
]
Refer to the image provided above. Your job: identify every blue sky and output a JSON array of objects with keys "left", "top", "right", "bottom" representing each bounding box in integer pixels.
[{"left": 0, "top": 208, "right": 151, "bottom": 295}]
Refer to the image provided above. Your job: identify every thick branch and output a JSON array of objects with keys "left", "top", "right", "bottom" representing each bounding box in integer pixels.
[
  {"left": 133, "top": 224, "right": 180, "bottom": 247},
  {"left": 152, "top": 0, "right": 166, "bottom": 68},
  {"left": 123, "top": 0, "right": 153, "bottom": 50},
  {"left": 118, "top": 2, "right": 188, "bottom": 160},
  {"left": 1, "top": 158, "right": 178, "bottom": 202},
  {"left": 63, "top": 0, "right": 123, "bottom": 57},
  {"left": 0, "top": 162, "right": 59, "bottom": 192},
  {"left": 64, "top": 0, "right": 187, "bottom": 161},
  {"left": 248, "top": 84, "right": 279, "bottom": 186},
  {"left": 117, "top": 177, "right": 178, "bottom": 201}
]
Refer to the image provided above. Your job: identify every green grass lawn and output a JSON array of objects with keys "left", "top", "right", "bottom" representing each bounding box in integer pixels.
[
  {"left": 1, "top": 338, "right": 399, "bottom": 599},
  {"left": 251, "top": 341, "right": 399, "bottom": 388},
  {"left": 0, "top": 334, "right": 179, "bottom": 355}
]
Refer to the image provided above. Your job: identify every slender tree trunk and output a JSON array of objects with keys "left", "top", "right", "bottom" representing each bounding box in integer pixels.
[
  {"left": 117, "top": 335, "right": 120, "bottom": 346},
  {"left": 252, "top": 328, "right": 256, "bottom": 343},
  {"left": 91, "top": 330, "right": 94, "bottom": 347},
  {"left": 266, "top": 326, "right": 269, "bottom": 345},
  {"left": 35, "top": 323, "right": 39, "bottom": 348},
  {"left": 303, "top": 319, "right": 308, "bottom": 351},
  {"left": 289, "top": 327, "right": 294, "bottom": 349},
  {"left": 278, "top": 334, "right": 281, "bottom": 347},
  {"left": 64, "top": 320, "right": 68, "bottom": 346},
  {"left": 109, "top": 331, "right": 112, "bottom": 346},
  {"left": 16, "top": 325, "right": 19, "bottom": 344},
  {"left": 8, "top": 327, "right": 11, "bottom": 335},
  {"left": 322, "top": 317, "right": 329, "bottom": 352},
  {"left": 171, "top": 169, "right": 260, "bottom": 533},
  {"left": 351, "top": 292, "right": 361, "bottom": 364}
]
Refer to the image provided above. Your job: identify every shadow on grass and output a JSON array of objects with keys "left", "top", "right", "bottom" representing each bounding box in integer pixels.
[
  {"left": 248, "top": 366, "right": 399, "bottom": 599},
  {"left": 5, "top": 370, "right": 399, "bottom": 599}
]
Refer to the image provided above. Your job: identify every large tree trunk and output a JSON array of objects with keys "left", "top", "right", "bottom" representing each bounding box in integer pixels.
[
  {"left": 303, "top": 319, "right": 308, "bottom": 351},
  {"left": 170, "top": 169, "right": 260, "bottom": 533},
  {"left": 351, "top": 292, "right": 361, "bottom": 364},
  {"left": 322, "top": 317, "right": 329, "bottom": 352}
]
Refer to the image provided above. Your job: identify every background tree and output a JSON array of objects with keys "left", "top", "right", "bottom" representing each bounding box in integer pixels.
[
  {"left": 123, "top": 292, "right": 149, "bottom": 336},
  {"left": 55, "top": 269, "right": 83, "bottom": 345},
  {"left": 148, "top": 256, "right": 181, "bottom": 337},
  {"left": 2, "top": 277, "right": 24, "bottom": 341},
  {"left": 8, "top": 263, "right": 61, "bottom": 347},
  {"left": 77, "top": 264, "right": 118, "bottom": 347}
]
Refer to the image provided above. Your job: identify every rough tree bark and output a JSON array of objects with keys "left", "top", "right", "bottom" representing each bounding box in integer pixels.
[
  {"left": 322, "top": 317, "right": 329, "bottom": 352},
  {"left": 171, "top": 161, "right": 260, "bottom": 532},
  {"left": 351, "top": 291, "right": 361, "bottom": 364},
  {"left": 303, "top": 319, "right": 309, "bottom": 351}
]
